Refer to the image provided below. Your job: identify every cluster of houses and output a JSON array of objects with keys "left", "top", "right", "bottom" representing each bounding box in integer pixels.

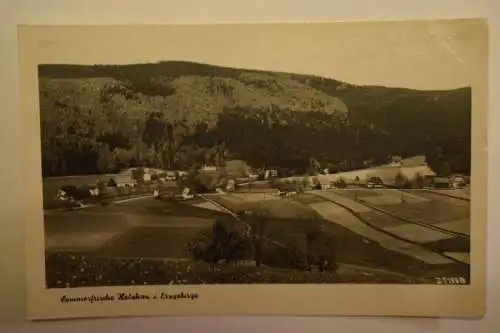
[
  {"left": 55, "top": 167, "right": 189, "bottom": 203},
  {"left": 106, "top": 168, "right": 188, "bottom": 188},
  {"left": 54, "top": 156, "right": 470, "bottom": 205}
]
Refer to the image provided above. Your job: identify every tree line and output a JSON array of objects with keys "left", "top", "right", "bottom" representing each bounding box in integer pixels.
[{"left": 40, "top": 105, "right": 471, "bottom": 178}]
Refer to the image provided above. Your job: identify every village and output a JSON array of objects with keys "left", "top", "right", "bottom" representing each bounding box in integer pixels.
[{"left": 51, "top": 154, "right": 469, "bottom": 207}]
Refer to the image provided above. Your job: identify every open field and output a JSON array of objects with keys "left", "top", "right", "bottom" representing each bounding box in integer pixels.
[
  {"left": 199, "top": 191, "right": 469, "bottom": 281},
  {"left": 44, "top": 194, "right": 433, "bottom": 286},
  {"left": 43, "top": 175, "right": 470, "bottom": 286},
  {"left": 44, "top": 198, "right": 225, "bottom": 256},
  {"left": 310, "top": 189, "right": 470, "bottom": 264},
  {"left": 416, "top": 188, "right": 471, "bottom": 201},
  {"left": 331, "top": 189, "right": 470, "bottom": 233},
  {"left": 273, "top": 164, "right": 436, "bottom": 186}
]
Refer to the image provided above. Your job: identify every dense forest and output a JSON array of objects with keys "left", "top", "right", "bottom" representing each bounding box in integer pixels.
[{"left": 38, "top": 61, "right": 471, "bottom": 178}]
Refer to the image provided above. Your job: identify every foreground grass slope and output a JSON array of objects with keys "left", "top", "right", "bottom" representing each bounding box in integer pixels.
[{"left": 45, "top": 253, "right": 424, "bottom": 287}]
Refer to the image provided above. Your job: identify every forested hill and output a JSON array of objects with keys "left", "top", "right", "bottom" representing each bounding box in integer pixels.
[{"left": 38, "top": 61, "right": 471, "bottom": 177}]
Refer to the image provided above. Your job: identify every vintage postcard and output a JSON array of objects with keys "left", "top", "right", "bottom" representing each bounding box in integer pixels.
[{"left": 19, "top": 19, "right": 488, "bottom": 320}]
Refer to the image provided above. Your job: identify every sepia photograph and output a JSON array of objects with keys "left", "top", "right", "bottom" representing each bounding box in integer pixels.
[
  {"left": 40, "top": 61, "right": 472, "bottom": 287},
  {"left": 20, "top": 20, "right": 488, "bottom": 319}
]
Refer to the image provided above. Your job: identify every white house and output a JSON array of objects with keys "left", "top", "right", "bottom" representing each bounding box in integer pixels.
[
  {"left": 226, "top": 179, "right": 236, "bottom": 192},
  {"left": 388, "top": 156, "right": 402, "bottom": 167},
  {"left": 450, "top": 174, "right": 467, "bottom": 188},
  {"left": 200, "top": 165, "right": 217, "bottom": 172},
  {"left": 113, "top": 173, "right": 135, "bottom": 187}
]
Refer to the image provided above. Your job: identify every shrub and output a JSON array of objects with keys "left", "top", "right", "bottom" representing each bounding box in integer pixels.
[
  {"left": 96, "top": 180, "right": 107, "bottom": 191},
  {"left": 306, "top": 167, "right": 317, "bottom": 176},
  {"left": 107, "top": 178, "right": 118, "bottom": 187},
  {"left": 308, "top": 233, "right": 338, "bottom": 272},
  {"left": 101, "top": 199, "right": 112, "bottom": 206},
  {"left": 262, "top": 243, "right": 307, "bottom": 270},
  {"left": 187, "top": 217, "right": 252, "bottom": 264},
  {"left": 132, "top": 168, "right": 145, "bottom": 184},
  {"left": 192, "top": 180, "right": 214, "bottom": 194},
  {"left": 411, "top": 172, "right": 425, "bottom": 189},
  {"left": 394, "top": 172, "right": 409, "bottom": 188},
  {"left": 334, "top": 178, "right": 347, "bottom": 188},
  {"left": 187, "top": 229, "right": 212, "bottom": 262}
]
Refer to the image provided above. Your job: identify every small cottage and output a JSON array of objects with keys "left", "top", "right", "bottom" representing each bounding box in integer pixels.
[
  {"left": 450, "top": 174, "right": 467, "bottom": 188},
  {"left": 427, "top": 176, "right": 451, "bottom": 189},
  {"left": 226, "top": 179, "right": 236, "bottom": 192},
  {"left": 319, "top": 177, "right": 332, "bottom": 190}
]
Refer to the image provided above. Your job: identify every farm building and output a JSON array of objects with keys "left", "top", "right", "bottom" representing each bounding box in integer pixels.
[
  {"left": 426, "top": 176, "right": 452, "bottom": 189},
  {"left": 226, "top": 179, "right": 236, "bottom": 192},
  {"left": 319, "top": 177, "right": 333, "bottom": 190},
  {"left": 264, "top": 169, "right": 279, "bottom": 179},
  {"left": 199, "top": 165, "right": 217, "bottom": 173},
  {"left": 389, "top": 156, "right": 403, "bottom": 167},
  {"left": 113, "top": 174, "right": 135, "bottom": 187},
  {"left": 114, "top": 167, "right": 160, "bottom": 183},
  {"left": 111, "top": 169, "right": 136, "bottom": 187},
  {"left": 450, "top": 174, "right": 468, "bottom": 188}
]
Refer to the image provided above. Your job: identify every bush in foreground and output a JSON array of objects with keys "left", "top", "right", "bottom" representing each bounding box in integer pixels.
[
  {"left": 187, "top": 217, "right": 253, "bottom": 265},
  {"left": 186, "top": 207, "right": 339, "bottom": 273}
]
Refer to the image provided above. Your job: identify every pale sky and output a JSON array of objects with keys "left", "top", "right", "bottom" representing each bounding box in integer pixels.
[{"left": 27, "top": 19, "right": 487, "bottom": 90}]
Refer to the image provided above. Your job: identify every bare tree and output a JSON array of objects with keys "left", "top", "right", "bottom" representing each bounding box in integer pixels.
[
  {"left": 293, "top": 216, "right": 324, "bottom": 270},
  {"left": 240, "top": 209, "right": 271, "bottom": 267}
]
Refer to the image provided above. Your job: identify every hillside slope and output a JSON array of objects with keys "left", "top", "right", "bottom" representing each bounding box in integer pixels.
[
  {"left": 39, "top": 72, "right": 348, "bottom": 125},
  {"left": 38, "top": 61, "right": 471, "bottom": 177}
]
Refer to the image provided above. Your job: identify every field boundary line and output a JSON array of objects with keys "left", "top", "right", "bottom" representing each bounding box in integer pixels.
[
  {"left": 198, "top": 194, "right": 288, "bottom": 250},
  {"left": 357, "top": 199, "right": 470, "bottom": 239},
  {"left": 112, "top": 194, "right": 152, "bottom": 205},
  {"left": 418, "top": 189, "right": 471, "bottom": 202},
  {"left": 198, "top": 194, "right": 240, "bottom": 219},
  {"left": 309, "top": 191, "right": 466, "bottom": 265}
]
